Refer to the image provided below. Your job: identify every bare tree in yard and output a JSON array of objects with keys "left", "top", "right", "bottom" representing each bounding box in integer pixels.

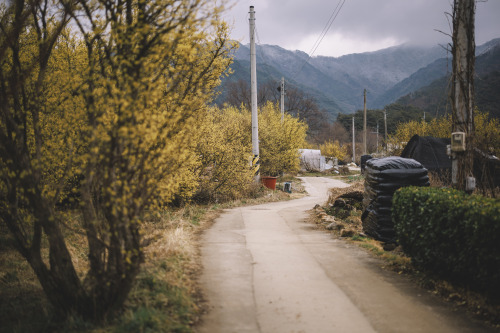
[
  {"left": 314, "top": 121, "right": 350, "bottom": 146},
  {"left": 450, "top": 0, "right": 475, "bottom": 191},
  {"left": 0, "top": 0, "right": 232, "bottom": 323},
  {"left": 283, "top": 85, "right": 331, "bottom": 142},
  {"left": 225, "top": 79, "right": 331, "bottom": 142},
  {"left": 226, "top": 79, "right": 251, "bottom": 108},
  {"left": 225, "top": 79, "right": 276, "bottom": 109}
]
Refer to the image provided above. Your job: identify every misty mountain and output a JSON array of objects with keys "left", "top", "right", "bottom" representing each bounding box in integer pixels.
[
  {"left": 219, "top": 38, "right": 500, "bottom": 119},
  {"left": 374, "top": 38, "right": 500, "bottom": 109},
  {"left": 395, "top": 41, "right": 500, "bottom": 119},
  {"left": 217, "top": 44, "right": 346, "bottom": 118},
  {"left": 373, "top": 57, "right": 450, "bottom": 108}
]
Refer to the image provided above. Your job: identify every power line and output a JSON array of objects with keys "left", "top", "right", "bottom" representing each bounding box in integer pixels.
[
  {"left": 255, "top": 26, "right": 282, "bottom": 87},
  {"left": 292, "top": 0, "right": 347, "bottom": 80},
  {"left": 308, "top": 0, "right": 346, "bottom": 58}
]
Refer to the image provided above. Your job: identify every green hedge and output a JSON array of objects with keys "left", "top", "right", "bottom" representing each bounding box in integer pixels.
[{"left": 392, "top": 186, "right": 500, "bottom": 295}]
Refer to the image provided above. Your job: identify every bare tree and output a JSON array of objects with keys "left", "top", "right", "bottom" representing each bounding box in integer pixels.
[
  {"left": 224, "top": 79, "right": 345, "bottom": 144},
  {"left": 225, "top": 79, "right": 251, "bottom": 108},
  {"left": 313, "top": 121, "right": 350, "bottom": 145}
]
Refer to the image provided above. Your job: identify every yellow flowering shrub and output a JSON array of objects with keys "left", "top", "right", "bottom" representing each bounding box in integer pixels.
[
  {"left": 387, "top": 110, "right": 500, "bottom": 156},
  {"left": 475, "top": 111, "right": 500, "bottom": 154},
  {"left": 0, "top": 0, "right": 233, "bottom": 322},
  {"left": 386, "top": 115, "right": 452, "bottom": 155},
  {"left": 193, "top": 105, "right": 254, "bottom": 202},
  {"left": 320, "top": 140, "right": 348, "bottom": 162},
  {"left": 258, "top": 102, "right": 308, "bottom": 176}
]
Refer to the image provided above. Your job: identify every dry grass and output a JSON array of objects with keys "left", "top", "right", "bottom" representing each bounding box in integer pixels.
[
  {"left": 0, "top": 226, "right": 52, "bottom": 332},
  {"left": 326, "top": 181, "right": 364, "bottom": 206},
  {"left": 0, "top": 207, "right": 219, "bottom": 332}
]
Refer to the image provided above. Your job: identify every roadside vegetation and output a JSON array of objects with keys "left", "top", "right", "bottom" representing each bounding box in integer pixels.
[
  {"left": 315, "top": 108, "right": 500, "bottom": 328},
  {"left": 0, "top": 0, "right": 307, "bottom": 330},
  {"left": 313, "top": 176, "right": 500, "bottom": 328}
]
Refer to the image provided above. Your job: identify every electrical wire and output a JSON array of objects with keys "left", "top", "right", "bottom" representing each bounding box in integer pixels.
[
  {"left": 292, "top": 0, "right": 346, "bottom": 80},
  {"left": 255, "top": 26, "right": 282, "bottom": 88},
  {"left": 308, "top": 0, "right": 345, "bottom": 58}
]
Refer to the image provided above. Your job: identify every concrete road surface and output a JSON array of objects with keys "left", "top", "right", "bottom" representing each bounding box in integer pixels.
[{"left": 196, "top": 177, "right": 493, "bottom": 333}]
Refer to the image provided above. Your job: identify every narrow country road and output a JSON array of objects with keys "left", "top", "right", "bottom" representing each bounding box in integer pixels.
[{"left": 196, "top": 177, "right": 493, "bottom": 333}]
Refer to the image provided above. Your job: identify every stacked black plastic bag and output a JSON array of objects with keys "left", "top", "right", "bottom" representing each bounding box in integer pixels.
[{"left": 362, "top": 157, "right": 429, "bottom": 243}]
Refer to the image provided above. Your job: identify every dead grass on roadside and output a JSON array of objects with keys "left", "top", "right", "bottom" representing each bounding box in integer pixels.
[
  {"left": 0, "top": 215, "right": 92, "bottom": 332},
  {"left": 326, "top": 181, "right": 364, "bottom": 206}
]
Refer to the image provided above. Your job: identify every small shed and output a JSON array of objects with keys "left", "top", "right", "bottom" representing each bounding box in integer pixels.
[{"left": 299, "top": 149, "right": 326, "bottom": 172}]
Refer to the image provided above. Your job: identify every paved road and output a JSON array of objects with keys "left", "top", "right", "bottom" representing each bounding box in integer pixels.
[{"left": 196, "top": 177, "right": 493, "bottom": 333}]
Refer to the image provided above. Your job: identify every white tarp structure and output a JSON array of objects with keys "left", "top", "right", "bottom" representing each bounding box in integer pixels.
[{"left": 299, "top": 149, "right": 328, "bottom": 172}]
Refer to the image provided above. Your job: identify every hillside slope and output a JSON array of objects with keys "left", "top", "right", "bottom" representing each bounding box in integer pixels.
[
  {"left": 218, "top": 39, "right": 500, "bottom": 119},
  {"left": 395, "top": 42, "right": 500, "bottom": 118}
]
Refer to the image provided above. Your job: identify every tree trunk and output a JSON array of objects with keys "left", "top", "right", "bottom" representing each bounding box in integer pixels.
[{"left": 451, "top": 0, "right": 475, "bottom": 191}]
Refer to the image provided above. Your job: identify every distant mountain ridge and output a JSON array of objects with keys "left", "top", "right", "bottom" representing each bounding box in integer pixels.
[
  {"left": 219, "top": 38, "right": 500, "bottom": 119},
  {"left": 395, "top": 41, "right": 500, "bottom": 119}
]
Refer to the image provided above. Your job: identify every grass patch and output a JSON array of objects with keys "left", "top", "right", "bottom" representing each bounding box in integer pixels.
[
  {"left": 350, "top": 237, "right": 413, "bottom": 273},
  {"left": 298, "top": 171, "right": 333, "bottom": 178},
  {"left": 345, "top": 174, "right": 363, "bottom": 183},
  {"left": 358, "top": 242, "right": 385, "bottom": 256}
]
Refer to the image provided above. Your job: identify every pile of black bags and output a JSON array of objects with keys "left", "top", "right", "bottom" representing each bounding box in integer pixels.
[{"left": 362, "top": 157, "right": 429, "bottom": 243}]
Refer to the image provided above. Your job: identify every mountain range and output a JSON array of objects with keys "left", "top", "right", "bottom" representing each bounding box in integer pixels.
[
  {"left": 395, "top": 39, "right": 500, "bottom": 119},
  {"left": 218, "top": 38, "right": 500, "bottom": 120}
]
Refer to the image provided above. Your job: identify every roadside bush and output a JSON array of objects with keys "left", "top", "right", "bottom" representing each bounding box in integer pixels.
[
  {"left": 193, "top": 106, "right": 254, "bottom": 202},
  {"left": 190, "top": 103, "right": 307, "bottom": 202},
  {"left": 0, "top": 0, "right": 234, "bottom": 322},
  {"left": 259, "top": 102, "right": 308, "bottom": 176},
  {"left": 386, "top": 115, "right": 451, "bottom": 155},
  {"left": 393, "top": 186, "right": 500, "bottom": 296},
  {"left": 320, "top": 140, "right": 347, "bottom": 163},
  {"left": 387, "top": 110, "right": 500, "bottom": 156}
]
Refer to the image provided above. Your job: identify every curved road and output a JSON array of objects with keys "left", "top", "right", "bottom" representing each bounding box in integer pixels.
[{"left": 196, "top": 177, "right": 493, "bottom": 333}]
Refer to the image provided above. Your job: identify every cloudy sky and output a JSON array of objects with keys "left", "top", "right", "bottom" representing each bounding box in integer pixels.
[{"left": 221, "top": 0, "right": 500, "bottom": 57}]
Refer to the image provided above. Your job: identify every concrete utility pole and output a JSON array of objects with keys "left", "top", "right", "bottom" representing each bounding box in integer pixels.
[
  {"left": 383, "top": 109, "right": 388, "bottom": 150},
  {"left": 352, "top": 117, "right": 355, "bottom": 163},
  {"left": 370, "top": 122, "right": 379, "bottom": 154},
  {"left": 363, "top": 89, "right": 367, "bottom": 155},
  {"left": 249, "top": 6, "right": 260, "bottom": 180},
  {"left": 450, "top": 0, "right": 475, "bottom": 192},
  {"left": 280, "top": 77, "right": 285, "bottom": 123}
]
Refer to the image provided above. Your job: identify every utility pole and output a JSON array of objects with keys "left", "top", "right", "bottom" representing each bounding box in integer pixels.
[
  {"left": 352, "top": 117, "right": 355, "bottom": 163},
  {"left": 363, "top": 89, "right": 367, "bottom": 155},
  {"left": 383, "top": 109, "right": 388, "bottom": 150},
  {"left": 280, "top": 77, "right": 285, "bottom": 123},
  {"left": 370, "top": 122, "right": 379, "bottom": 154},
  {"left": 450, "top": 0, "right": 475, "bottom": 192},
  {"left": 249, "top": 6, "right": 260, "bottom": 180}
]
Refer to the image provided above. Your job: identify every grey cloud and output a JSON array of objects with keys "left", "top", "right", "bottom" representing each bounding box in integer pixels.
[{"left": 225, "top": 0, "right": 500, "bottom": 56}]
